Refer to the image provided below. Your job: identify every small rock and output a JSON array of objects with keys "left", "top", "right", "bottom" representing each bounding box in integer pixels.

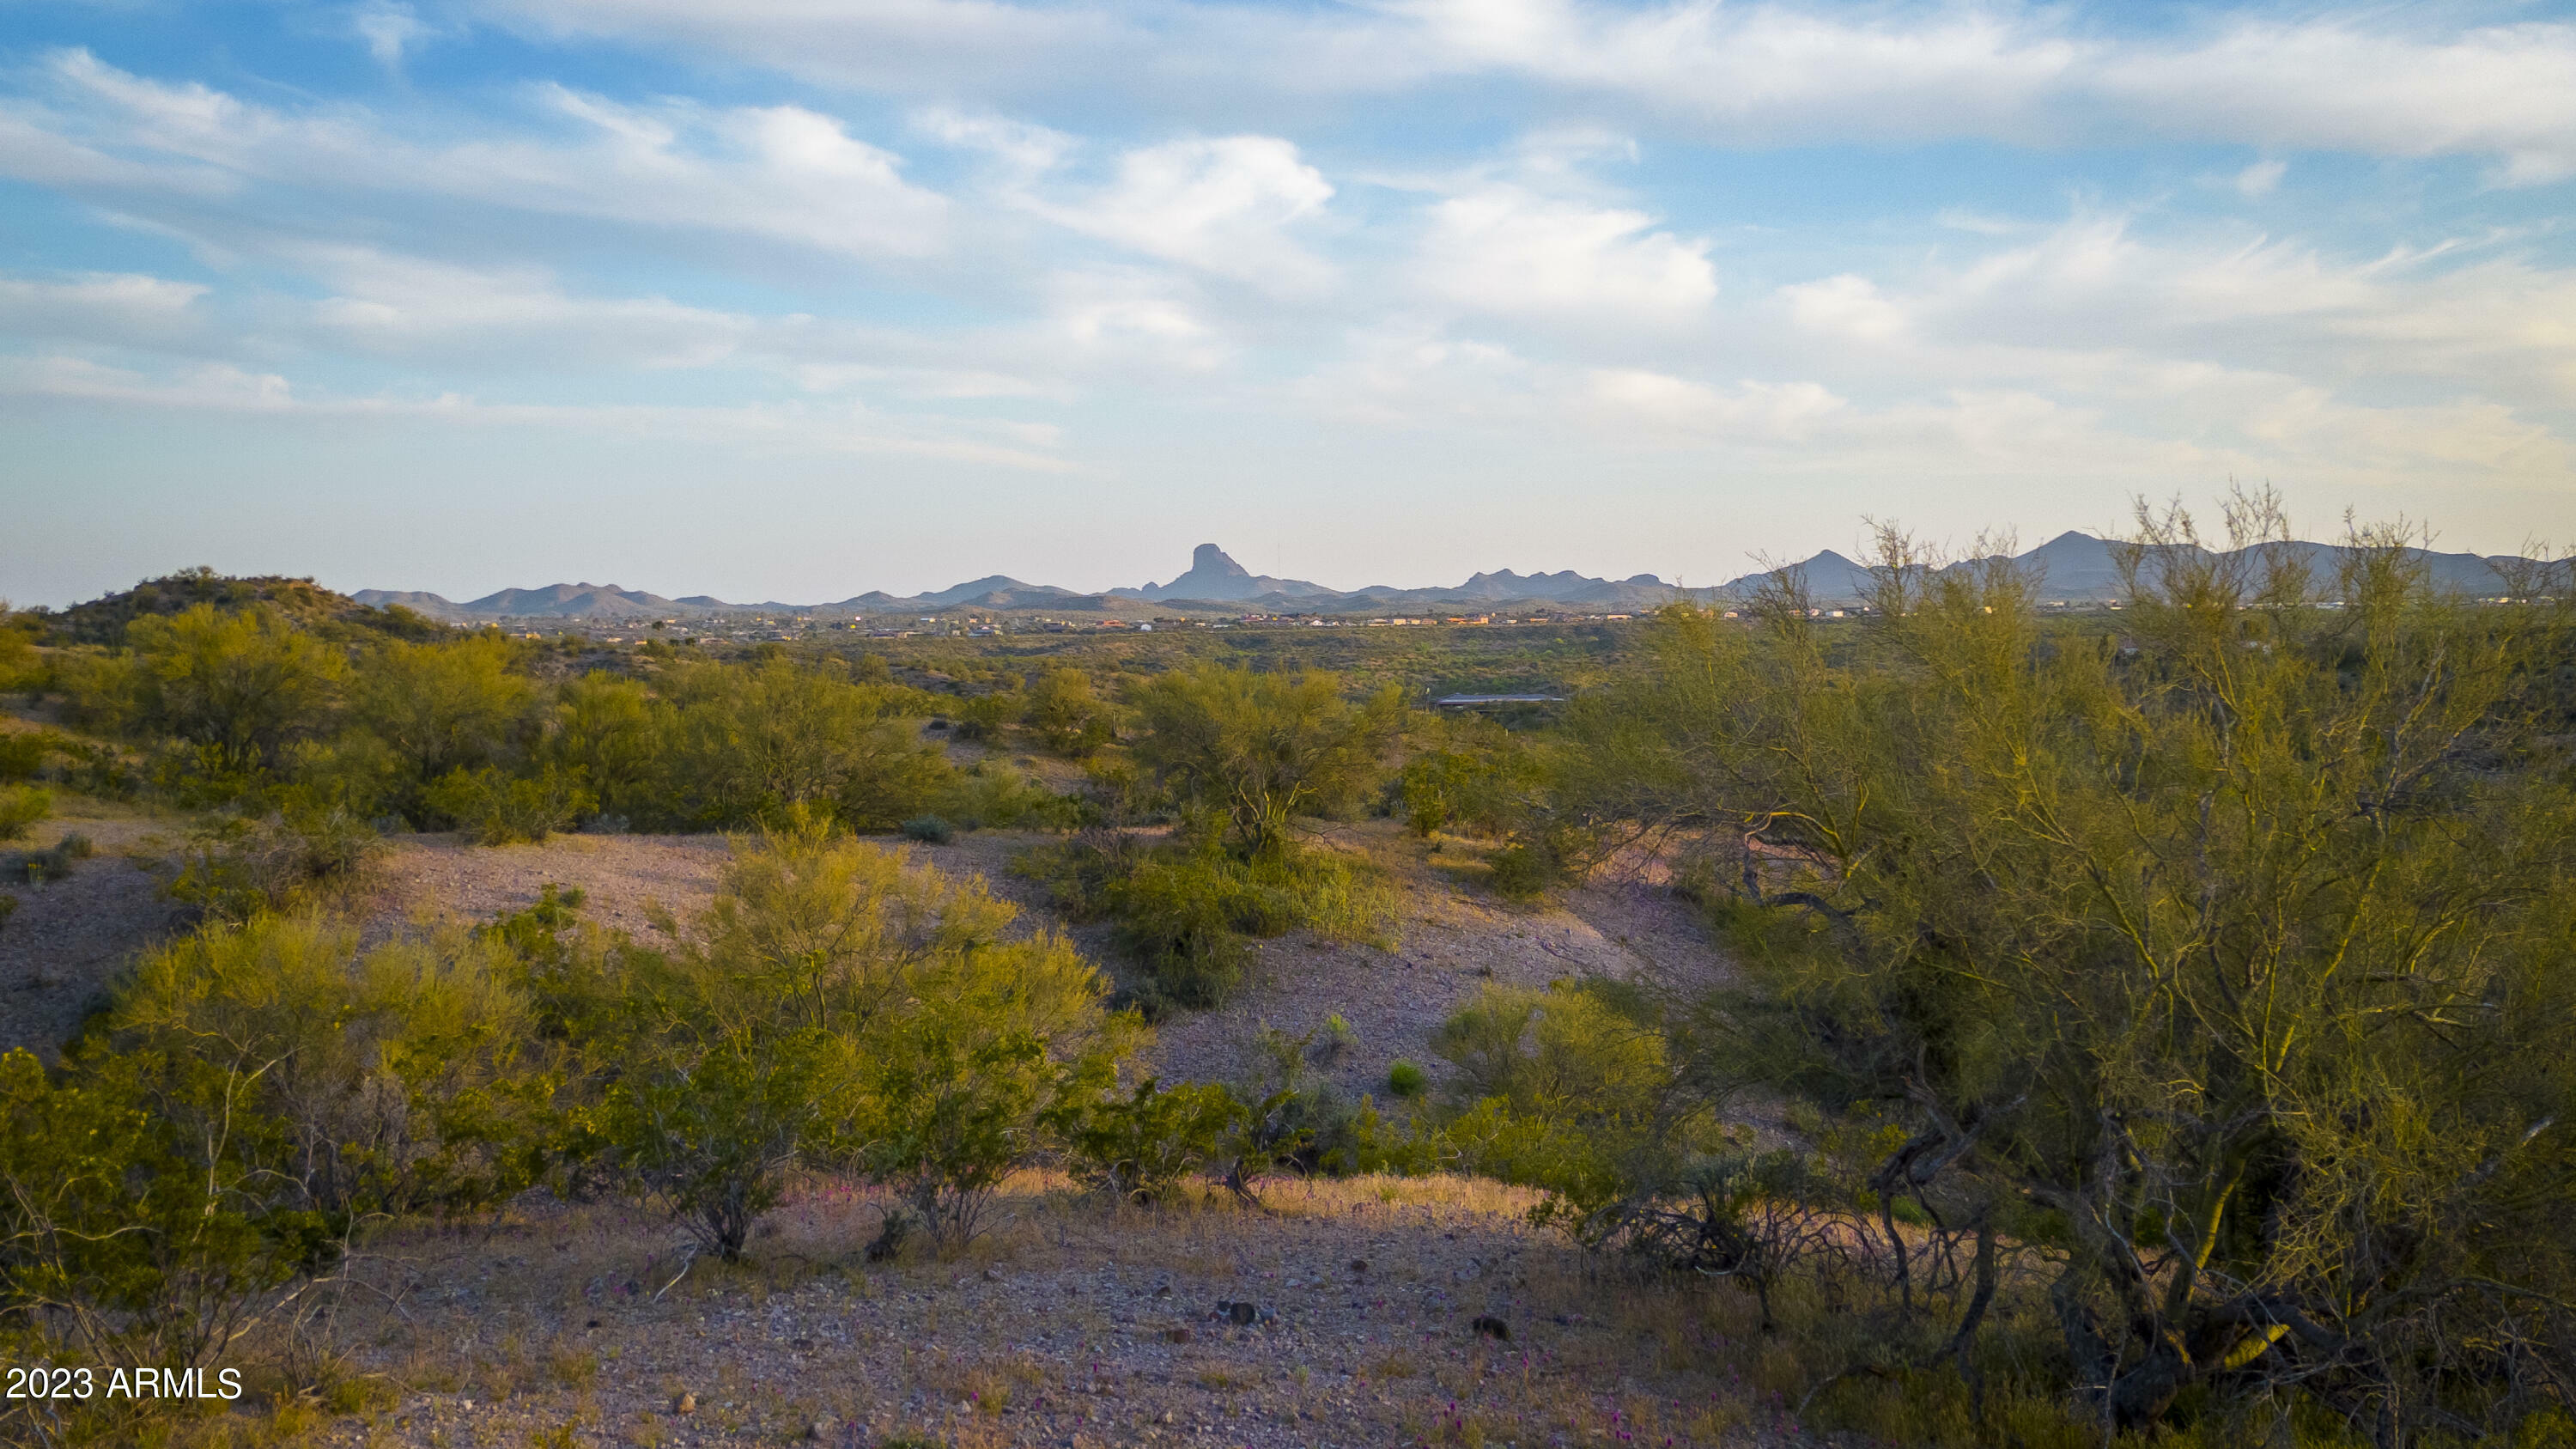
[
  {"left": 584, "top": 1318, "right": 601, "bottom": 1330},
  {"left": 1217, "top": 1300, "right": 1260, "bottom": 1326},
  {"left": 1156, "top": 1409, "right": 1175, "bottom": 1424},
  {"left": 1163, "top": 1326, "right": 1191, "bottom": 1343},
  {"left": 1473, "top": 1315, "right": 1511, "bottom": 1342},
  {"left": 805, "top": 1418, "right": 835, "bottom": 1440},
  {"left": 671, "top": 1391, "right": 696, "bottom": 1416},
  {"left": 983, "top": 1266, "right": 1003, "bottom": 1282},
  {"left": 1151, "top": 1282, "right": 1172, "bottom": 1297},
  {"left": 1348, "top": 1259, "right": 1368, "bottom": 1273},
  {"left": 791, "top": 1336, "right": 816, "bottom": 1351}
]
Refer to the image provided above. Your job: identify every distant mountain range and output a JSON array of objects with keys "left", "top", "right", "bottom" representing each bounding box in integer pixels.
[{"left": 355, "top": 535, "right": 2554, "bottom": 622}]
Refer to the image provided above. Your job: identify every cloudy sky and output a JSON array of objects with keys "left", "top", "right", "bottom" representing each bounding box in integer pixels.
[{"left": 3, "top": 0, "right": 2573, "bottom": 604}]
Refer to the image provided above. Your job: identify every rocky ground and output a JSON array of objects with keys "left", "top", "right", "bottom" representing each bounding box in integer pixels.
[{"left": 274, "top": 1172, "right": 1795, "bottom": 1449}]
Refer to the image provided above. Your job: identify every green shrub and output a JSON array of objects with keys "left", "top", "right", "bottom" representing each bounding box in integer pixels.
[
  {"left": 1387, "top": 1060, "right": 1427, "bottom": 1098},
  {"left": 109, "top": 912, "right": 558, "bottom": 1221},
  {"left": 901, "top": 813, "right": 955, "bottom": 844},
  {"left": 0, "top": 730, "right": 55, "bottom": 782},
  {"left": 0, "top": 785, "right": 49, "bottom": 841},
  {"left": 427, "top": 764, "right": 597, "bottom": 844},
  {"left": 952, "top": 692, "right": 1012, "bottom": 744},
  {"left": 624, "top": 827, "right": 1138, "bottom": 1255},
  {"left": 1484, "top": 839, "right": 1563, "bottom": 898},
  {"left": 9, "top": 832, "right": 90, "bottom": 886},
  {"left": 1053, "top": 1078, "right": 1243, "bottom": 1202},
  {"left": 0, "top": 894, "right": 15, "bottom": 934},
  {"left": 603, "top": 1039, "right": 824, "bottom": 1263},
  {"left": 1017, "top": 833, "right": 1391, "bottom": 1011},
  {"left": 1024, "top": 669, "right": 1115, "bottom": 757},
  {"left": 167, "top": 803, "right": 382, "bottom": 921}
]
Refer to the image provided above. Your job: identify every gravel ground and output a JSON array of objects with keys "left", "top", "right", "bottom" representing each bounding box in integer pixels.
[
  {"left": 283, "top": 1173, "right": 1790, "bottom": 1449},
  {"left": 0, "top": 798, "right": 195, "bottom": 1057}
]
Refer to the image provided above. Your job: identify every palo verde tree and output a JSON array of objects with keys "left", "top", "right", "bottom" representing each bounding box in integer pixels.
[
  {"left": 1626, "top": 496, "right": 2576, "bottom": 1441},
  {"left": 1130, "top": 663, "right": 1400, "bottom": 857}
]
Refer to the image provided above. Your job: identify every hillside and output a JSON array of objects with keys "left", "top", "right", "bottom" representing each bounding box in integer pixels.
[{"left": 43, "top": 568, "right": 450, "bottom": 645}]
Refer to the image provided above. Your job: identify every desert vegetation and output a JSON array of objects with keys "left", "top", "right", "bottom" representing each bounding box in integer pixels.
[{"left": 1, "top": 502, "right": 2572, "bottom": 1447}]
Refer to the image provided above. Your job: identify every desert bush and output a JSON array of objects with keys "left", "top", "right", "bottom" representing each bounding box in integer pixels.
[
  {"left": 1386, "top": 1059, "right": 1426, "bottom": 1098},
  {"left": 543, "top": 671, "right": 665, "bottom": 820},
  {"left": 1016, "top": 831, "right": 1390, "bottom": 1011},
  {"left": 1024, "top": 668, "right": 1115, "bottom": 757},
  {"left": 167, "top": 798, "right": 382, "bottom": 921},
  {"left": 1431, "top": 981, "right": 1669, "bottom": 1117},
  {"left": 952, "top": 691, "right": 1012, "bottom": 743},
  {"left": 900, "top": 813, "right": 954, "bottom": 843},
  {"left": 1591, "top": 498, "right": 2576, "bottom": 1436},
  {"left": 656, "top": 659, "right": 951, "bottom": 830},
  {"left": 1130, "top": 663, "right": 1400, "bottom": 856},
  {"left": 0, "top": 729, "right": 58, "bottom": 782},
  {"left": 116, "top": 603, "right": 349, "bottom": 777},
  {"left": 107, "top": 912, "right": 558, "bottom": 1221},
  {"left": 9, "top": 831, "right": 92, "bottom": 886},
  {"left": 349, "top": 633, "right": 538, "bottom": 817},
  {"left": 605, "top": 827, "right": 1135, "bottom": 1255},
  {"left": 602, "top": 1038, "right": 823, "bottom": 1263},
  {"left": 0, "top": 895, "right": 15, "bottom": 934},
  {"left": 0, "top": 786, "right": 51, "bottom": 841},
  {"left": 0, "top": 1044, "right": 323, "bottom": 1434},
  {"left": 1054, "top": 1078, "right": 1243, "bottom": 1202},
  {"left": 426, "top": 764, "right": 596, "bottom": 844}
]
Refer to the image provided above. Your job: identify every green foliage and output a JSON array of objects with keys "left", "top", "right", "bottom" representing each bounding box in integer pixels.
[
  {"left": 900, "top": 814, "right": 954, "bottom": 843},
  {"left": 0, "top": 729, "right": 58, "bottom": 782},
  {"left": 605, "top": 828, "right": 1135, "bottom": 1254},
  {"left": 349, "top": 634, "right": 538, "bottom": 815},
  {"left": 427, "top": 764, "right": 597, "bottom": 844},
  {"left": 106, "top": 912, "right": 559, "bottom": 1221},
  {"left": 166, "top": 797, "right": 381, "bottom": 921},
  {"left": 1017, "top": 831, "right": 1390, "bottom": 1011},
  {"left": 0, "top": 1044, "right": 322, "bottom": 1398},
  {"left": 0, "top": 894, "right": 15, "bottom": 934},
  {"left": 0, "top": 785, "right": 49, "bottom": 841},
  {"left": 951, "top": 691, "right": 1012, "bottom": 743},
  {"left": 657, "top": 658, "right": 951, "bottom": 830},
  {"left": 602, "top": 1038, "right": 823, "bottom": 1263},
  {"left": 1024, "top": 668, "right": 1115, "bottom": 757},
  {"left": 1430, "top": 981, "right": 1668, "bottom": 1117},
  {"left": 1130, "top": 663, "right": 1400, "bottom": 856},
  {"left": 1053, "top": 1078, "right": 1244, "bottom": 1202},
  {"left": 1596, "top": 498, "right": 2576, "bottom": 1434},
  {"left": 1386, "top": 1059, "right": 1426, "bottom": 1098}
]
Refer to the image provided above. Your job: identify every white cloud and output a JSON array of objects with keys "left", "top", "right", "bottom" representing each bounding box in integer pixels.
[
  {"left": 0, "top": 271, "right": 210, "bottom": 347},
  {"left": 1582, "top": 368, "right": 1845, "bottom": 440},
  {"left": 26, "top": 52, "right": 951, "bottom": 259},
  {"left": 352, "top": 1, "right": 437, "bottom": 69},
  {"left": 1417, "top": 185, "right": 1714, "bottom": 320},
  {"left": 1038, "top": 269, "right": 1231, "bottom": 373},
  {"left": 913, "top": 107, "right": 1072, "bottom": 176},
  {"left": 1034, "top": 137, "right": 1335, "bottom": 292},
  {"left": 1782, "top": 274, "right": 1906, "bottom": 344},
  {"left": 2234, "top": 158, "right": 2286, "bottom": 198},
  {"left": 473, "top": 0, "right": 2576, "bottom": 178},
  {"left": 301, "top": 249, "right": 754, "bottom": 368},
  {"left": 0, "top": 352, "right": 1079, "bottom": 471}
]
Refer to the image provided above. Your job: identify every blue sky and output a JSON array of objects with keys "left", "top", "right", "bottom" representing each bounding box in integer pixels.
[{"left": 2, "top": 0, "right": 2572, "bottom": 604}]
